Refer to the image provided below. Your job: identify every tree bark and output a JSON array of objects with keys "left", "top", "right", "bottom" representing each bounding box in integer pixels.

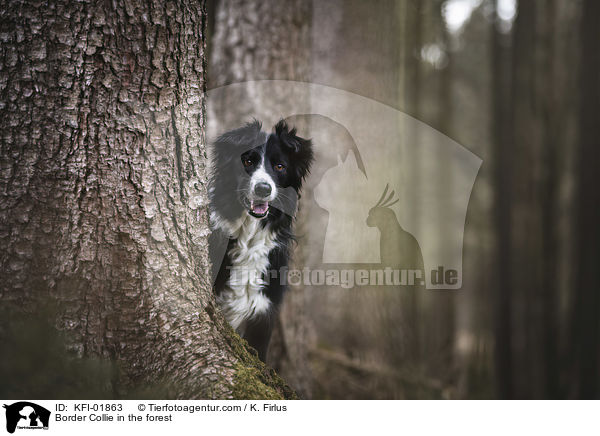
[
  {"left": 0, "top": 0, "right": 295, "bottom": 399},
  {"left": 208, "top": 0, "right": 311, "bottom": 125}
]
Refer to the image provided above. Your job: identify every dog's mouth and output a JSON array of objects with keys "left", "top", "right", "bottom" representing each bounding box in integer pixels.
[{"left": 249, "top": 200, "right": 269, "bottom": 218}]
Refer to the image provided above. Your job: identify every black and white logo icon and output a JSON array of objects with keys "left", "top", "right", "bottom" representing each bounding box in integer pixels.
[{"left": 3, "top": 402, "right": 50, "bottom": 434}]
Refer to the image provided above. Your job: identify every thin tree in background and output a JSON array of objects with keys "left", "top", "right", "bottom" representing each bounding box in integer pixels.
[{"left": 569, "top": 0, "right": 600, "bottom": 399}]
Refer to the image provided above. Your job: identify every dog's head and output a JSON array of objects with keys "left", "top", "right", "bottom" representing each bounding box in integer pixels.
[{"left": 210, "top": 119, "right": 313, "bottom": 226}]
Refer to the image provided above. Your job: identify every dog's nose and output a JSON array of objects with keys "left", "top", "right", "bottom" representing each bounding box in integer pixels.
[{"left": 254, "top": 182, "right": 272, "bottom": 198}]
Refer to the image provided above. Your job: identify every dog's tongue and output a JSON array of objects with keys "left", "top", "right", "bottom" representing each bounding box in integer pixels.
[{"left": 251, "top": 201, "right": 269, "bottom": 215}]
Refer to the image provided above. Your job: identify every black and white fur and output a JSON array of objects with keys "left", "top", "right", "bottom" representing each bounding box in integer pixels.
[{"left": 208, "top": 120, "right": 313, "bottom": 361}]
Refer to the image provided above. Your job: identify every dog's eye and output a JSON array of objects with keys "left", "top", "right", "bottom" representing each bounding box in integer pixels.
[
  {"left": 242, "top": 158, "right": 253, "bottom": 167},
  {"left": 274, "top": 163, "right": 286, "bottom": 172}
]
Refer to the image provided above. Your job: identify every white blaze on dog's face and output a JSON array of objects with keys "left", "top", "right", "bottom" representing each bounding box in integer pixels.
[
  {"left": 240, "top": 136, "right": 294, "bottom": 219},
  {"left": 247, "top": 153, "right": 277, "bottom": 218}
]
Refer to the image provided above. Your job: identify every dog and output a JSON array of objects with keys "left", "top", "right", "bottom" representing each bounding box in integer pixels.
[{"left": 208, "top": 119, "right": 313, "bottom": 361}]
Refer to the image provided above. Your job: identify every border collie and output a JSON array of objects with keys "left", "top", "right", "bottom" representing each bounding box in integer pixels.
[{"left": 208, "top": 120, "right": 313, "bottom": 361}]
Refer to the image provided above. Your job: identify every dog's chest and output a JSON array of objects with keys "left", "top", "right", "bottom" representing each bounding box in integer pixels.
[{"left": 216, "top": 216, "right": 277, "bottom": 334}]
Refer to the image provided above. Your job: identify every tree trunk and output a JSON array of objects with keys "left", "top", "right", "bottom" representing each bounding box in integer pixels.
[
  {"left": 490, "top": 0, "right": 514, "bottom": 400},
  {"left": 569, "top": 0, "right": 600, "bottom": 399},
  {"left": 492, "top": 0, "right": 565, "bottom": 399},
  {"left": 208, "top": 0, "right": 311, "bottom": 125},
  {"left": 0, "top": 0, "right": 295, "bottom": 399}
]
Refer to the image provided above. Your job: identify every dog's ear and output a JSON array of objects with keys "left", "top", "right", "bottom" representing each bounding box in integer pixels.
[{"left": 275, "top": 119, "right": 314, "bottom": 181}]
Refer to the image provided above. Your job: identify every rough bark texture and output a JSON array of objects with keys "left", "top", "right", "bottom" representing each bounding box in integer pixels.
[
  {"left": 208, "top": 0, "right": 313, "bottom": 398},
  {"left": 208, "top": 0, "right": 311, "bottom": 125},
  {"left": 0, "top": 0, "right": 295, "bottom": 399},
  {"left": 209, "top": 0, "right": 310, "bottom": 87}
]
